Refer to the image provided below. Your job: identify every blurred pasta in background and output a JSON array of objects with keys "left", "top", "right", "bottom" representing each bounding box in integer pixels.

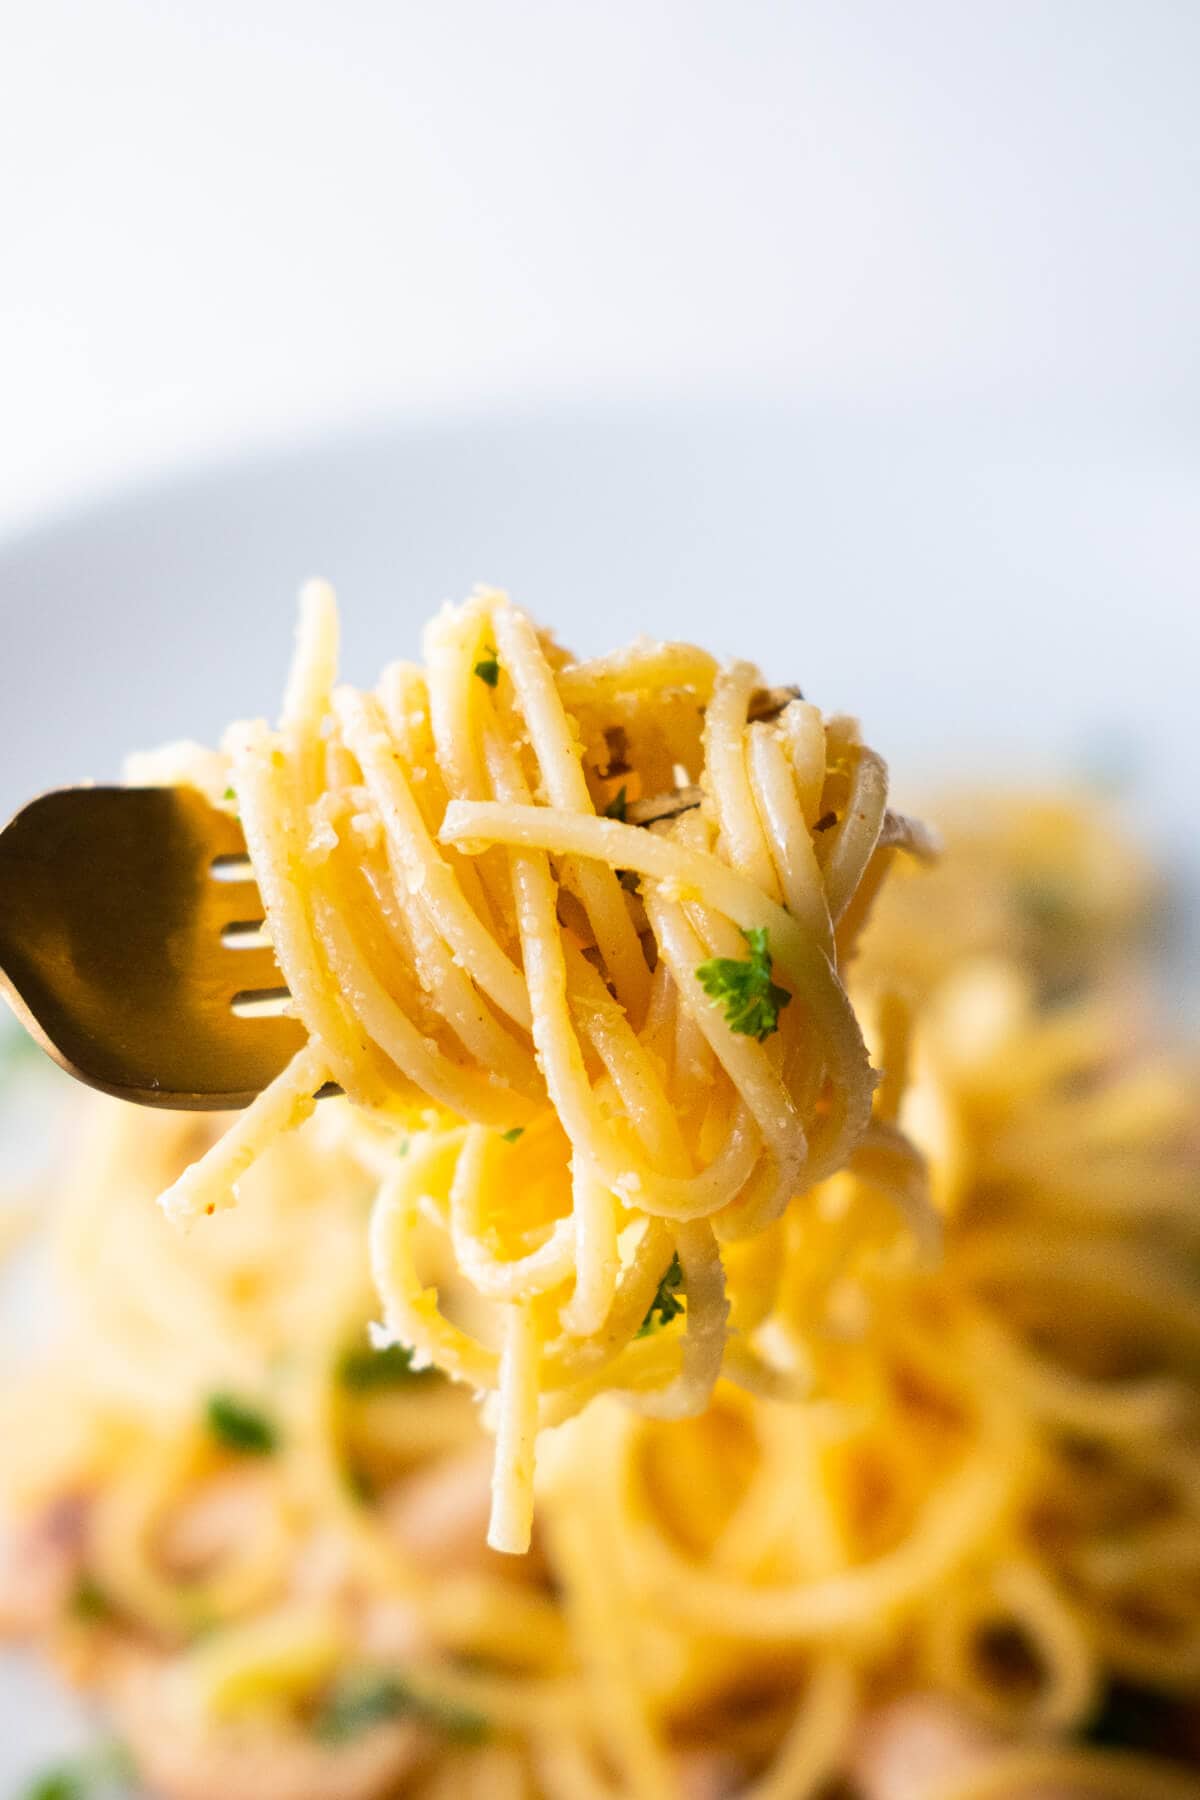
[{"left": 1, "top": 764, "right": 1197, "bottom": 1798}]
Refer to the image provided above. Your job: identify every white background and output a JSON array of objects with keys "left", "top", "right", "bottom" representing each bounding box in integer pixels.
[
  {"left": 1, "top": 2, "right": 1200, "bottom": 1783},
  {"left": 2, "top": 0, "right": 1198, "bottom": 539}
]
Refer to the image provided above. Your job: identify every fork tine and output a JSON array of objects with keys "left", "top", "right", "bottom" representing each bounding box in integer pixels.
[
  {"left": 206, "top": 879, "right": 266, "bottom": 927},
  {"left": 220, "top": 944, "right": 289, "bottom": 995}
]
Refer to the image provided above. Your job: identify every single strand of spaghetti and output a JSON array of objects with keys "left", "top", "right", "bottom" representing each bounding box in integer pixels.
[
  {"left": 488, "top": 1301, "right": 543, "bottom": 1553},
  {"left": 335, "top": 689, "right": 532, "bottom": 1031},
  {"left": 538, "top": 1335, "right": 684, "bottom": 1428},
  {"left": 450, "top": 1128, "right": 576, "bottom": 1300},
  {"left": 851, "top": 1122, "right": 941, "bottom": 1264},
  {"left": 369, "top": 1184, "right": 501, "bottom": 1391},
  {"left": 703, "top": 661, "right": 781, "bottom": 899},
  {"left": 357, "top": 853, "right": 543, "bottom": 1103},
  {"left": 492, "top": 601, "right": 651, "bottom": 1021},
  {"left": 822, "top": 746, "right": 888, "bottom": 923},
  {"left": 719, "top": 1336, "right": 815, "bottom": 1404},
  {"left": 312, "top": 896, "right": 530, "bottom": 1128},
  {"left": 159, "top": 1044, "right": 328, "bottom": 1226},
  {"left": 559, "top": 1168, "right": 619, "bottom": 1337},
  {"left": 563, "top": 943, "right": 690, "bottom": 1175},
  {"left": 554, "top": 639, "right": 719, "bottom": 709},
  {"left": 741, "top": 1656, "right": 857, "bottom": 1800},
  {"left": 233, "top": 723, "right": 379, "bottom": 1096},
  {"left": 423, "top": 594, "right": 530, "bottom": 949},
  {"left": 624, "top": 1220, "right": 728, "bottom": 1422},
  {"left": 423, "top": 594, "right": 496, "bottom": 799},
  {"left": 746, "top": 722, "right": 834, "bottom": 952},
  {"left": 777, "top": 698, "right": 827, "bottom": 824},
  {"left": 379, "top": 653, "right": 502, "bottom": 935},
  {"left": 671, "top": 988, "right": 716, "bottom": 1098},
  {"left": 710, "top": 1146, "right": 809, "bottom": 1243}
]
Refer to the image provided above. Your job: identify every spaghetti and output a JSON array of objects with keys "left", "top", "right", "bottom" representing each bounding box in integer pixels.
[
  {"left": 0, "top": 589, "right": 1196, "bottom": 1799},
  {"left": 158, "top": 586, "right": 927, "bottom": 1552}
]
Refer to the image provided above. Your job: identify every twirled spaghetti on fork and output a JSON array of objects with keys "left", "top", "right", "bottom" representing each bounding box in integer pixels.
[{"left": 158, "top": 584, "right": 931, "bottom": 1552}]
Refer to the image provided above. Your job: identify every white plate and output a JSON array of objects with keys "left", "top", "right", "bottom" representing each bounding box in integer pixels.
[
  {"left": 2, "top": 401, "right": 1198, "bottom": 849},
  {"left": 0, "top": 399, "right": 1197, "bottom": 1785}
]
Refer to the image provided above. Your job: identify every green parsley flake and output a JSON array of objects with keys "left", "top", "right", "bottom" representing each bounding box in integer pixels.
[
  {"left": 337, "top": 1341, "right": 432, "bottom": 1391},
  {"left": 473, "top": 648, "right": 500, "bottom": 688},
  {"left": 21, "top": 1741, "right": 133, "bottom": 1800},
  {"left": 603, "top": 785, "right": 628, "bottom": 821},
  {"left": 69, "top": 1575, "right": 111, "bottom": 1622},
  {"left": 695, "top": 927, "right": 791, "bottom": 1043},
  {"left": 1012, "top": 878, "right": 1075, "bottom": 933},
  {"left": 501, "top": 1127, "right": 525, "bottom": 1143},
  {"left": 315, "top": 1671, "right": 487, "bottom": 1746},
  {"left": 205, "top": 1392, "right": 278, "bottom": 1456},
  {"left": 222, "top": 785, "right": 236, "bottom": 802},
  {"left": 638, "top": 1253, "right": 685, "bottom": 1336},
  {"left": 23, "top": 1772, "right": 83, "bottom": 1800}
]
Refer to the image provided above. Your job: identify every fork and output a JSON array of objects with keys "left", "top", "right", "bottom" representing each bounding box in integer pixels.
[
  {"left": 0, "top": 777, "right": 717, "bottom": 1109},
  {"left": 0, "top": 690, "right": 822, "bottom": 1109},
  {"left": 0, "top": 786, "right": 302, "bottom": 1108}
]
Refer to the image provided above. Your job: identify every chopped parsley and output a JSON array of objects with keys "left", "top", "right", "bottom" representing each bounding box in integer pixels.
[
  {"left": 222, "top": 785, "right": 236, "bottom": 802},
  {"left": 314, "top": 1671, "right": 487, "bottom": 1746},
  {"left": 603, "top": 785, "right": 628, "bottom": 822},
  {"left": 344, "top": 1462, "right": 375, "bottom": 1504},
  {"left": 501, "top": 1126, "right": 525, "bottom": 1144},
  {"left": 69, "top": 1574, "right": 111, "bottom": 1623},
  {"left": 22, "top": 1741, "right": 133, "bottom": 1800},
  {"left": 337, "top": 1341, "right": 433, "bottom": 1391},
  {"left": 638, "top": 1253, "right": 685, "bottom": 1336},
  {"left": 396, "top": 1138, "right": 410, "bottom": 1157},
  {"left": 205, "top": 1392, "right": 278, "bottom": 1456},
  {"left": 695, "top": 927, "right": 791, "bottom": 1043},
  {"left": 473, "top": 647, "right": 500, "bottom": 688},
  {"left": 1012, "top": 877, "right": 1075, "bottom": 933}
]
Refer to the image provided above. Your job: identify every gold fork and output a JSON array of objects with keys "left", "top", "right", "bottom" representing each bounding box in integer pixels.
[
  {"left": 0, "top": 775, "right": 715, "bottom": 1109},
  {"left": 0, "top": 689, "right": 832, "bottom": 1109},
  {"left": 0, "top": 786, "right": 301, "bottom": 1108}
]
